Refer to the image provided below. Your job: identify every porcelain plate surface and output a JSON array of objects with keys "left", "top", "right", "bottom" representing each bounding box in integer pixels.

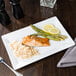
[{"left": 1, "top": 16, "right": 75, "bottom": 70}]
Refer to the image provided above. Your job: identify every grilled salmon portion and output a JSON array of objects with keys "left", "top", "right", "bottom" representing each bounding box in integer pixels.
[{"left": 22, "top": 35, "right": 50, "bottom": 46}]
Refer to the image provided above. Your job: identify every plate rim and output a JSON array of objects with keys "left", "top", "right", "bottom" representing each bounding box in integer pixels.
[{"left": 1, "top": 16, "right": 75, "bottom": 70}]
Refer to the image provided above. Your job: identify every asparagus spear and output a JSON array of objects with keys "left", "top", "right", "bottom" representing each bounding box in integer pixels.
[
  {"left": 30, "top": 25, "right": 67, "bottom": 41},
  {"left": 31, "top": 25, "right": 51, "bottom": 35},
  {"left": 31, "top": 33, "right": 67, "bottom": 41}
]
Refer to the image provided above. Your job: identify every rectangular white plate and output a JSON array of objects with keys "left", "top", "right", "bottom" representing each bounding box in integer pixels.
[{"left": 1, "top": 16, "right": 75, "bottom": 70}]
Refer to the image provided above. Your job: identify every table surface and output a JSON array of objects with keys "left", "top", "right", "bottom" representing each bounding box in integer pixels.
[{"left": 0, "top": 0, "right": 76, "bottom": 76}]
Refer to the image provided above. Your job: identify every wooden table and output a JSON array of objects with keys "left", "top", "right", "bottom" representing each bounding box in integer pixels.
[{"left": 0, "top": 0, "right": 76, "bottom": 76}]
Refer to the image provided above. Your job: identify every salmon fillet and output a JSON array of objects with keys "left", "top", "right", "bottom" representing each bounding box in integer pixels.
[{"left": 22, "top": 35, "right": 50, "bottom": 46}]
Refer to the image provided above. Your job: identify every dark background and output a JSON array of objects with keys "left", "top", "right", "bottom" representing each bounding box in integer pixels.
[{"left": 0, "top": 0, "right": 76, "bottom": 76}]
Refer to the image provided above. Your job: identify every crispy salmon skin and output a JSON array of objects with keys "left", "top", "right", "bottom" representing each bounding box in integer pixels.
[{"left": 22, "top": 35, "right": 50, "bottom": 47}]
